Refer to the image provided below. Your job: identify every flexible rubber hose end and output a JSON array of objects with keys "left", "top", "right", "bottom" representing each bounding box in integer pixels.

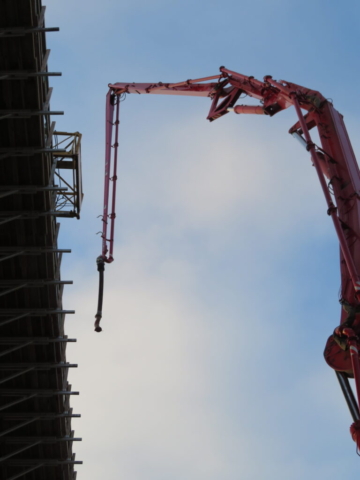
[
  {"left": 95, "top": 256, "right": 105, "bottom": 333},
  {"left": 94, "top": 314, "right": 102, "bottom": 333}
]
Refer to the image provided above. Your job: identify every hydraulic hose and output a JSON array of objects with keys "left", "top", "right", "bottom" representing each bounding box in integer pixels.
[{"left": 94, "top": 256, "right": 105, "bottom": 332}]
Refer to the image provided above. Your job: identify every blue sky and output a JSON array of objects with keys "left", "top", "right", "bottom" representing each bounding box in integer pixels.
[{"left": 45, "top": 1, "right": 360, "bottom": 478}]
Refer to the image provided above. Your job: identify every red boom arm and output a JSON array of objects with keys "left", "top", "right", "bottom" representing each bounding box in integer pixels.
[{"left": 96, "top": 67, "right": 360, "bottom": 452}]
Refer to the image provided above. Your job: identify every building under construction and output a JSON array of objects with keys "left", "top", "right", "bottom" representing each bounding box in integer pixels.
[{"left": 0, "top": 1, "right": 82, "bottom": 479}]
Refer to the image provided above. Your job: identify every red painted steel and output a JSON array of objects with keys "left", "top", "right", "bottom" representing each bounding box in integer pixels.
[
  {"left": 292, "top": 97, "right": 360, "bottom": 300},
  {"left": 108, "top": 80, "right": 218, "bottom": 97},
  {"left": 102, "top": 91, "right": 113, "bottom": 262},
  {"left": 101, "top": 92, "right": 120, "bottom": 263},
  {"left": 99, "top": 67, "right": 360, "bottom": 450},
  {"left": 233, "top": 105, "right": 265, "bottom": 115},
  {"left": 106, "top": 67, "right": 360, "bottom": 316}
]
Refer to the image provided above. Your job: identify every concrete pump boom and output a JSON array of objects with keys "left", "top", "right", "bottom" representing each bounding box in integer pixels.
[{"left": 95, "top": 66, "right": 360, "bottom": 452}]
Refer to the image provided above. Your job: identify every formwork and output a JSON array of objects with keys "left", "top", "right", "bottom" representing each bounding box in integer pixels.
[{"left": 0, "top": 1, "right": 82, "bottom": 479}]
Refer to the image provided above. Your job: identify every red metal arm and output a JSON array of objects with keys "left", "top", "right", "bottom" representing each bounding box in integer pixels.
[
  {"left": 102, "top": 91, "right": 120, "bottom": 264},
  {"left": 108, "top": 74, "right": 222, "bottom": 96},
  {"left": 105, "top": 67, "right": 360, "bottom": 307},
  {"left": 94, "top": 92, "right": 120, "bottom": 333},
  {"left": 97, "top": 67, "right": 360, "bottom": 452}
]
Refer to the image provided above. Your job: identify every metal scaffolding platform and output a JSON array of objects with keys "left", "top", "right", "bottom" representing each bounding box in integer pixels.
[{"left": 0, "top": 1, "right": 82, "bottom": 479}]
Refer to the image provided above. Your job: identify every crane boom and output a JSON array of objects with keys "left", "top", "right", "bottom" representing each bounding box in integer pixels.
[{"left": 95, "top": 66, "right": 360, "bottom": 452}]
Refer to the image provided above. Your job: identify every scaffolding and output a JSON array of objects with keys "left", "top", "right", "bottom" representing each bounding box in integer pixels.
[{"left": 0, "top": 1, "right": 82, "bottom": 479}]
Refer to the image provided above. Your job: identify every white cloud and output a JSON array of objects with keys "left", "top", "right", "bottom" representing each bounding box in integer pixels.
[
  {"left": 111, "top": 110, "right": 331, "bottom": 240},
  {"left": 62, "top": 208, "right": 344, "bottom": 480}
]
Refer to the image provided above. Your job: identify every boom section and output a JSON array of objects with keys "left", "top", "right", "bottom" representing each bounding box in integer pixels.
[
  {"left": 105, "top": 68, "right": 360, "bottom": 311},
  {"left": 97, "top": 66, "right": 360, "bottom": 452}
]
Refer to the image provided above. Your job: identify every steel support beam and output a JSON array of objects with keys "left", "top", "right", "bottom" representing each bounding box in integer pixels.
[
  {"left": 0, "top": 394, "right": 38, "bottom": 411},
  {"left": 1, "top": 436, "right": 82, "bottom": 444},
  {"left": 0, "top": 211, "right": 77, "bottom": 222},
  {"left": 0, "top": 441, "right": 42, "bottom": 462},
  {"left": 0, "top": 313, "right": 31, "bottom": 328},
  {"left": 0, "top": 248, "right": 71, "bottom": 253},
  {"left": 0, "top": 280, "right": 72, "bottom": 298},
  {"left": 0, "top": 252, "right": 25, "bottom": 263},
  {"left": 0, "top": 368, "right": 35, "bottom": 385},
  {"left": 0, "top": 147, "right": 66, "bottom": 160},
  {"left": 0, "top": 280, "right": 72, "bottom": 285},
  {"left": 0, "top": 27, "right": 59, "bottom": 37},
  {"left": 0, "top": 342, "right": 33, "bottom": 358},
  {"left": 5, "top": 464, "right": 43, "bottom": 480},
  {"left": 0, "top": 363, "right": 77, "bottom": 370},
  {"left": 0, "top": 215, "right": 22, "bottom": 225},
  {"left": 0, "top": 72, "right": 61, "bottom": 81},
  {"left": 0, "top": 186, "right": 67, "bottom": 193},
  {"left": 0, "top": 418, "right": 40, "bottom": 438},
  {"left": 0, "top": 389, "right": 79, "bottom": 396},
  {"left": 0, "top": 309, "right": 75, "bottom": 315},
  {"left": 0, "top": 110, "right": 63, "bottom": 120},
  {"left": 7, "top": 460, "right": 83, "bottom": 465},
  {"left": 0, "top": 284, "right": 28, "bottom": 297},
  {"left": 0, "top": 190, "right": 18, "bottom": 199},
  {"left": 0, "top": 337, "right": 76, "bottom": 344},
  {"left": 0, "top": 412, "right": 80, "bottom": 419}
]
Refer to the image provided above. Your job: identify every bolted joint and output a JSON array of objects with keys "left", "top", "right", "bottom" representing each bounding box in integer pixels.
[
  {"left": 327, "top": 204, "right": 337, "bottom": 216},
  {"left": 306, "top": 141, "right": 315, "bottom": 151},
  {"left": 333, "top": 328, "right": 349, "bottom": 350},
  {"left": 96, "top": 256, "right": 105, "bottom": 272}
]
